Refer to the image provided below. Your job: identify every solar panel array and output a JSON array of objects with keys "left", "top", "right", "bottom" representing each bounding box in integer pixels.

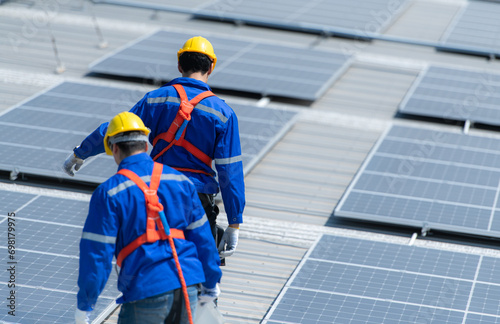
[
  {"left": 440, "top": 1, "right": 500, "bottom": 57},
  {"left": 195, "top": 0, "right": 410, "bottom": 37},
  {"left": 264, "top": 234, "right": 500, "bottom": 324},
  {"left": 0, "top": 81, "right": 140, "bottom": 184},
  {"left": 91, "top": 0, "right": 500, "bottom": 60},
  {"left": 88, "top": 30, "right": 351, "bottom": 101},
  {"left": 399, "top": 65, "right": 500, "bottom": 127},
  {"left": 0, "top": 81, "right": 297, "bottom": 184},
  {"left": 0, "top": 189, "right": 120, "bottom": 323},
  {"left": 335, "top": 124, "right": 500, "bottom": 239}
]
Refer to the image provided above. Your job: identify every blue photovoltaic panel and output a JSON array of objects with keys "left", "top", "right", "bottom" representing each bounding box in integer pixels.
[
  {"left": 89, "top": 30, "right": 351, "bottom": 101},
  {"left": 264, "top": 234, "right": 500, "bottom": 323},
  {"left": 440, "top": 1, "right": 500, "bottom": 57},
  {"left": 18, "top": 196, "right": 91, "bottom": 226},
  {"left": 335, "top": 124, "right": 500, "bottom": 239},
  {"left": 399, "top": 65, "right": 500, "bottom": 126},
  {"left": 195, "top": 0, "right": 410, "bottom": 37},
  {"left": 0, "top": 190, "right": 120, "bottom": 324},
  {"left": 0, "top": 81, "right": 297, "bottom": 184},
  {"left": 0, "top": 189, "right": 37, "bottom": 215}
]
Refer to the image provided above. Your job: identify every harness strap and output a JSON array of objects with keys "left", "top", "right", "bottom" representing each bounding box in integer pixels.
[
  {"left": 116, "top": 228, "right": 185, "bottom": 268},
  {"left": 116, "top": 163, "right": 194, "bottom": 324},
  {"left": 115, "top": 163, "right": 185, "bottom": 268},
  {"left": 152, "top": 84, "right": 215, "bottom": 174},
  {"left": 172, "top": 167, "right": 213, "bottom": 175}
]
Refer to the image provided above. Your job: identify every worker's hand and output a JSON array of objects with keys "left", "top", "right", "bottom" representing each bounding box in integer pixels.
[
  {"left": 218, "top": 226, "right": 239, "bottom": 258},
  {"left": 199, "top": 283, "right": 220, "bottom": 305},
  {"left": 62, "top": 152, "right": 84, "bottom": 176},
  {"left": 75, "top": 308, "right": 91, "bottom": 324}
]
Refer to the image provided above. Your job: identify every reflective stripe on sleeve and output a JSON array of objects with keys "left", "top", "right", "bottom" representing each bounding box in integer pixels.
[
  {"left": 186, "top": 214, "right": 208, "bottom": 231},
  {"left": 82, "top": 232, "right": 116, "bottom": 244},
  {"left": 214, "top": 155, "right": 242, "bottom": 165}
]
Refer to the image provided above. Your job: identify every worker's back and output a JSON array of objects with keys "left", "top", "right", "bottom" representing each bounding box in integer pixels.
[
  {"left": 78, "top": 152, "right": 222, "bottom": 305},
  {"left": 130, "top": 77, "right": 244, "bottom": 199}
]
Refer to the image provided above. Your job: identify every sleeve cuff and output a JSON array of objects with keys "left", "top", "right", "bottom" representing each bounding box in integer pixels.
[
  {"left": 73, "top": 147, "right": 85, "bottom": 160},
  {"left": 228, "top": 214, "right": 243, "bottom": 225}
]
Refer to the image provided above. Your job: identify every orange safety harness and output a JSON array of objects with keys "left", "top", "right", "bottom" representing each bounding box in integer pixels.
[
  {"left": 152, "top": 84, "right": 215, "bottom": 177},
  {"left": 116, "top": 162, "right": 194, "bottom": 324}
]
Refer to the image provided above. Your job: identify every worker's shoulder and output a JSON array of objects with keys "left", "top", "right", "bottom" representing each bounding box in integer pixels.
[
  {"left": 145, "top": 83, "right": 237, "bottom": 120},
  {"left": 96, "top": 172, "right": 128, "bottom": 198},
  {"left": 200, "top": 95, "right": 238, "bottom": 124}
]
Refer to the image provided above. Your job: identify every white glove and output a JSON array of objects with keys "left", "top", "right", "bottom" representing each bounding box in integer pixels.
[
  {"left": 62, "top": 152, "right": 84, "bottom": 176},
  {"left": 199, "top": 283, "right": 220, "bottom": 305},
  {"left": 75, "top": 308, "right": 91, "bottom": 324},
  {"left": 218, "top": 226, "right": 239, "bottom": 258}
]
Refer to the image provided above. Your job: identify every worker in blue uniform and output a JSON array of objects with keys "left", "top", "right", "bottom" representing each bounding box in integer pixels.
[
  {"left": 64, "top": 36, "right": 245, "bottom": 262},
  {"left": 75, "top": 112, "right": 222, "bottom": 324}
]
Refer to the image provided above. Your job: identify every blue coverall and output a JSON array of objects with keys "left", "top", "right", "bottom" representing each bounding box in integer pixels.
[
  {"left": 77, "top": 153, "right": 222, "bottom": 311},
  {"left": 74, "top": 77, "right": 245, "bottom": 225}
]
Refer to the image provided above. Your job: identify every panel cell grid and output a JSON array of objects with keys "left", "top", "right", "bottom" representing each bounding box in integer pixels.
[
  {"left": 89, "top": 30, "right": 351, "bottom": 101},
  {"left": 0, "top": 286, "right": 115, "bottom": 324},
  {"left": 399, "top": 65, "right": 500, "bottom": 126},
  {"left": 335, "top": 124, "right": 500, "bottom": 238},
  {"left": 19, "top": 196, "right": 89, "bottom": 226},
  {"left": 0, "top": 191, "right": 120, "bottom": 323},
  {"left": 264, "top": 234, "right": 500, "bottom": 324},
  {"left": 0, "top": 189, "right": 36, "bottom": 215}
]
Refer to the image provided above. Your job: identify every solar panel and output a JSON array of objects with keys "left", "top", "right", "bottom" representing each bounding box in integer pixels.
[
  {"left": 95, "top": 0, "right": 409, "bottom": 40},
  {"left": 264, "top": 234, "right": 500, "bottom": 323},
  {"left": 88, "top": 30, "right": 351, "bottom": 101},
  {"left": 0, "top": 189, "right": 120, "bottom": 324},
  {"left": 0, "top": 81, "right": 297, "bottom": 184},
  {"left": 335, "top": 124, "right": 500, "bottom": 239},
  {"left": 399, "top": 65, "right": 500, "bottom": 127},
  {"left": 440, "top": 1, "right": 500, "bottom": 57},
  {"left": 88, "top": 0, "right": 199, "bottom": 14},
  {"left": 195, "top": 0, "right": 410, "bottom": 38}
]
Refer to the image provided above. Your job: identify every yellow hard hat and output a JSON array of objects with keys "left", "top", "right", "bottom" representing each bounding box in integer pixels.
[
  {"left": 104, "top": 112, "right": 150, "bottom": 155},
  {"left": 177, "top": 36, "right": 217, "bottom": 69}
]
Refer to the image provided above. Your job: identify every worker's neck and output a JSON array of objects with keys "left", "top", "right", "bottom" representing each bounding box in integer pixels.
[
  {"left": 182, "top": 71, "right": 209, "bottom": 84},
  {"left": 114, "top": 150, "right": 145, "bottom": 166}
]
